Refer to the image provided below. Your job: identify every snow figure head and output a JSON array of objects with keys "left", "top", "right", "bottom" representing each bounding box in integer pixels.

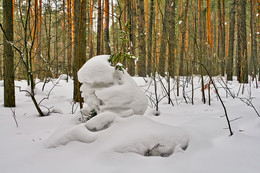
[{"left": 78, "top": 55, "right": 148, "bottom": 119}]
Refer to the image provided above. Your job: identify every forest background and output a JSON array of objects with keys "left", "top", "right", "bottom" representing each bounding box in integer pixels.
[{"left": 0, "top": 0, "right": 259, "bottom": 109}]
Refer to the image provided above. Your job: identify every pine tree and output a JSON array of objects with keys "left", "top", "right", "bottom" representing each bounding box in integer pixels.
[
  {"left": 137, "top": 0, "right": 146, "bottom": 76},
  {"left": 104, "top": 0, "right": 111, "bottom": 55},
  {"left": 226, "top": 0, "right": 236, "bottom": 81},
  {"left": 237, "top": 0, "right": 248, "bottom": 83},
  {"left": 97, "top": 0, "right": 102, "bottom": 55},
  {"left": 3, "top": 0, "right": 15, "bottom": 107}
]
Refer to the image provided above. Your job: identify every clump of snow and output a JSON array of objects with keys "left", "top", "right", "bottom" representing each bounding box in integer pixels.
[
  {"left": 45, "top": 55, "right": 189, "bottom": 157},
  {"left": 59, "top": 74, "right": 70, "bottom": 81},
  {"left": 78, "top": 55, "right": 115, "bottom": 85}
]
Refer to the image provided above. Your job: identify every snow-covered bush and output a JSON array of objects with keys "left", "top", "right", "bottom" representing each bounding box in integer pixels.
[{"left": 45, "top": 55, "right": 189, "bottom": 157}]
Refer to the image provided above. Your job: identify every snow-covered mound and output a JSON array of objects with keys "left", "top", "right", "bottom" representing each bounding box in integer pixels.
[
  {"left": 78, "top": 55, "right": 148, "bottom": 117},
  {"left": 45, "top": 114, "right": 189, "bottom": 157},
  {"left": 45, "top": 55, "right": 189, "bottom": 157}
]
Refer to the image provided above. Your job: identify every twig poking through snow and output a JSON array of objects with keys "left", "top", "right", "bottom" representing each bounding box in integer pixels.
[{"left": 10, "top": 108, "right": 18, "bottom": 127}]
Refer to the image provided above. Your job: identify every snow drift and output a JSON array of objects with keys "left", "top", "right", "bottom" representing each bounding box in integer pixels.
[{"left": 45, "top": 55, "right": 189, "bottom": 157}]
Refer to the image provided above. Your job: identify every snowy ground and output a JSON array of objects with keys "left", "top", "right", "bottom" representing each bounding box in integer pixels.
[{"left": 1, "top": 76, "right": 260, "bottom": 173}]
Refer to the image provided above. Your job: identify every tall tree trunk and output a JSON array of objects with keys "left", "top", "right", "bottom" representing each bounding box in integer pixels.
[
  {"left": 97, "top": 0, "right": 102, "bottom": 55},
  {"left": 104, "top": 0, "right": 111, "bottom": 55},
  {"left": 217, "top": 0, "right": 226, "bottom": 76},
  {"left": 158, "top": 0, "right": 171, "bottom": 77},
  {"left": 89, "top": 0, "right": 93, "bottom": 58},
  {"left": 62, "top": 0, "right": 66, "bottom": 73},
  {"left": 3, "top": 0, "right": 15, "bottom": 107},
  {"left": 258, "top": 0, "right": 260, "bottom": 81},
  {"left": 111, "top": 0, "right": 116, "bottom": 54},
  {"left": 227, "top": 0, "right": 236, "bottom": 81},
  {"left": 127, "top": 0, "right": 136, "bottom": 76},
  {"left": 137, "top": 0, "right": 146, "bottom": 76},
  {"left": 147, "top": 0, "right": 154, "bottom": 76},
  {"left": 250, "top": 0, "right": 258, "bottom": 80},
  {"left": 198, "top": 0, "right": 206, "bottom": 103},
  {"left": 179, "top": 0, "right": 189, "bottom": 76},
  {"left": 221, "top": 0, "right": 226, "bottom": 76},
  {"left": 168, "top": 0, "right": 176, "bottom": 78},
  {"left": 100, "top": 0, "right": 104, "bottom": 54},
  {"left": 38, "top": 0, "right": 43, "bottom": 80},
  {"left": 73, "top": 0, "right": 86, "bottom": 107},
  {"left": 237, "top": 0, "right": 248, "bottom": 83},
  {"left": 67, "top": 0, "right": 72, "bottom": 75},
  {"left": 206, "top": 0, "right": 212, "bottom": 48},
  {"left": 54, "top": 0, "right": 59, "bottom": 77},
  {"left": 73, "top": 0, "right": 80, "bottom": 103}
]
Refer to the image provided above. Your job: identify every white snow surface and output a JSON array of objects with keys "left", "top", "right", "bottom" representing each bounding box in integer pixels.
[
  {"left": 45, "top": 55, "right": 187, "bottom": 156},
  {"left": 1, "top": 75, "right": 260, "bottom": 173}
]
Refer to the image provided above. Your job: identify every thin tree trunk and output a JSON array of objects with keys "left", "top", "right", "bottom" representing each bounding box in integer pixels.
[
  {"left": 179, "top": 0, "right": 189, "bottom": 76},
  {"left": 147, "top": 0, "right": 154, "bottom": 76},
  {"left": 67, "top": 0, "right": 72, "bottom": 75},
  {"left": 158, "top": 0, "right": 168, "bottom": 77},
  {"left": 128, "top": 0, "right": 135, "bottom": 76},
  {"left": 54, "top": 0, "right": 58, "bottom": 77},
  {"left": 89, "top": 0, "right": 93, "bottom": 58},
  {"left": 104, "top": 0, "right": 111, "bottom": 55},
  {"left": 100, "top": 0, "right": 104, "bottom": 54},
  {"left": 62, "top": 0, "right": 66, "bottom": 73},
  {"left": 206, "top": 0, "right": 212, "bottom": 48},
  {"left": 250, "top": 0, "right": 258, "bottom": 80},
  {"left": 97, "top": 0, "right": 102, "bottom": 55},
  {"left": 168, "top": 0, "right": 176, "bottom": 78},
  {"left": 111, "top": 0, "right": 116, "bottom": 54},
  {"left": 137, "top": 0, "right": 146, "bottom": 76},
  {"left": 198, "top": 0, "right": 206, "bottom": 103}
]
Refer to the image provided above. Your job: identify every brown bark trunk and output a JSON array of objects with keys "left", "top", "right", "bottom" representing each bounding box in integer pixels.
[
  {"left": 97, "top": 0, "right": 102, "bottom": 55},
  {"left": 227, "top": 0, "right": 236, "bottom": 81},
  {"left": 104, "top": 0, "right": 111, "bottom": 55},
  {"left": 3, "top": 0, "right": 15, "bottom": 107},
  {"left": 237, "top": 0, "right": 248, "bottom": 83},
  {"left": 137, "top": 0, "right": 146, "bottom": 76}
]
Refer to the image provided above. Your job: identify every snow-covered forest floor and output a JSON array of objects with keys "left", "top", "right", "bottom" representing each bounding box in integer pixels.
[{"left": 1, "top": 75, "right": 260, "bottom": 173}]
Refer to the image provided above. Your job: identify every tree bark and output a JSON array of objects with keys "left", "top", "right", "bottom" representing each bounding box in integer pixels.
[
  {"left": 73, "top": 0, "right": 86, "bottom": 107},
  {"left": 137, "top": 0, "right": 146, "bottom": 76},
  {"left": 3, "top": 0, "right": 15, "bottom": 107},
  {"left": 67, "top": 0, "right": 72, "bottom": 75},
  {"left": 127, "top": 0, "right": 136, "bottom": 76},
  {"left": 237, "top": 0, "right": 248, "bottom": 83},
  {"left": 147, "top": 0, "right": 154, "bottom": 76},
  {"left": 179, "top": 0, "right": 189, "bottom": 76},
  {"left": 104, "top": 0, "right": 111, "bottom": 55},
  {"left": 89, "top": 0, "right": 93, "bottom": 58},
  {"left": 168, "top": 0, "right": 176, "bottom": 78},
  {"left": 227, "top": 0, "right": 236, "bottom": 81},
  {"left": 97, "top": 0, "right": 102, "bottom": 55},
  {"left": 250, "top": 0, "right": 258, "bottom": 80}
]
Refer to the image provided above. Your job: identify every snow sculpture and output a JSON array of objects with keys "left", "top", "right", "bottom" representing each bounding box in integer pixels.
[
  {"left": 78, "top": 55, "right": 148, "bottom": 130},
  {"left": 45, "top": 55, "right": 189, "bottom": 157}
]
